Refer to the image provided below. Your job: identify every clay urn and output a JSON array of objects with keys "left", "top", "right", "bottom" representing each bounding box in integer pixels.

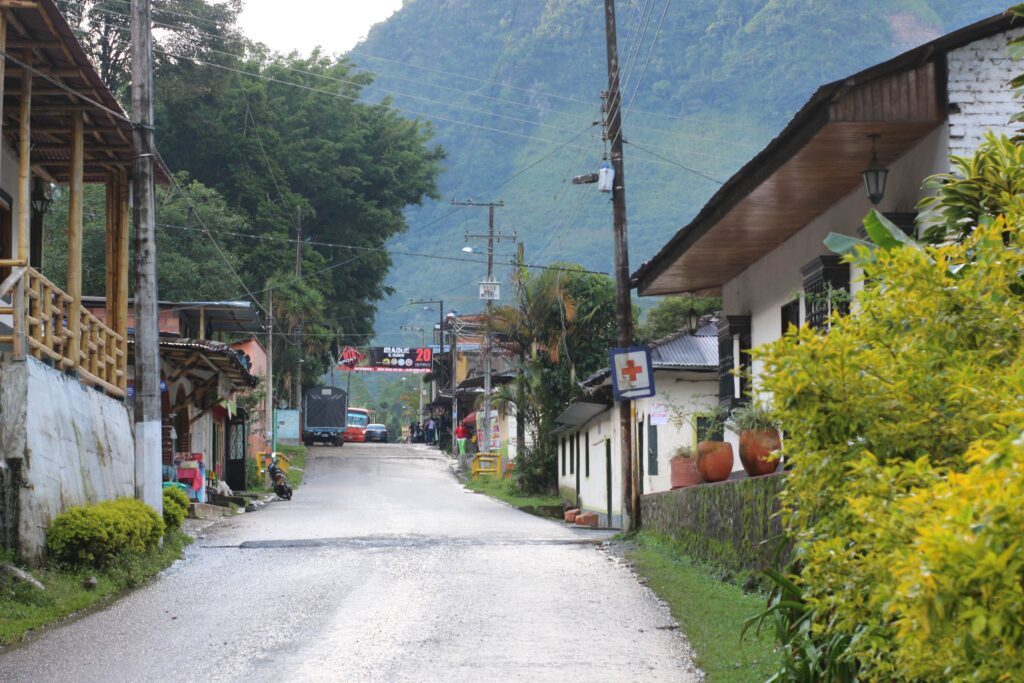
[
  {"left": 696, "top": 441, "right": 734, "bottom": 483},
  {"left": 739, "top": 428, "right": 782, "bottom": 477},
  {"left": 670, "top": 454, "right": 702, "bottom": 489}
]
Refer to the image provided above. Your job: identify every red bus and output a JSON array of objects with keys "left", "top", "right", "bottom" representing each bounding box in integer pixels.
[{"left": 344, "top": 407, "right": 372, "bottom": 443}]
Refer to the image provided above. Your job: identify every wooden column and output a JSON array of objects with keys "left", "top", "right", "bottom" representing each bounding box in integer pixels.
[
  {"left": 105, "top": 174, "right": 116, "bottom": 329},
  {"left": 17, "top": 68, "right": 31, "bottom": 264},
  {"left": 116, "top": 168, "right": 129, "bottom": 341},
  {"left": 67, "top": 110, "right": 84, "bottom": 369}
]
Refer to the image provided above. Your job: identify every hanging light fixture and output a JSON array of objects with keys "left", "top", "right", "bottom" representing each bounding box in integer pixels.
[
  {"left": 31, "top": 178, "right": 52, "bottom": 215},
  {"left": 686, "top": 296, "right": 701, "bottom": 334},
  {"left": 861, "top": 134, "right": 889, "bottom": 205}
]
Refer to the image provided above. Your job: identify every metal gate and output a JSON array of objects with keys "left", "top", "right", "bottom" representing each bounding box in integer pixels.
[{"left": 225, "top": 420, "right": 247, "bottom": 492}]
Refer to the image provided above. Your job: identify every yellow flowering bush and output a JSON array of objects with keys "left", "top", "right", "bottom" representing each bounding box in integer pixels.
[{"left": 755, "top": 215, "right": 1024, "bottom": 681}]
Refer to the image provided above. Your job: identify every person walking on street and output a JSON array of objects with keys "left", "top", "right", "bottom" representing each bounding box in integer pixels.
[
  {"left": 455, "top": 421, "right": 469, "bottom": 456},
  {"left": 426, "top": 417, "right": 436, "bottom": 445}
]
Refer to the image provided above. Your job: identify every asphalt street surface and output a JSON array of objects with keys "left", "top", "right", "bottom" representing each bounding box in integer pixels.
[{"left": 0, "top": 443, "right": 700, "bottom": 682}]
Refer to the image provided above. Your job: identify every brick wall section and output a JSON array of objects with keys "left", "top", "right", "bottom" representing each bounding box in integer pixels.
[
  {"left": 947, "top": 29, "right": 1024, "bottom": 157},
  {"left": 641, "top": 473, "right": 789, "bottom": 574}
]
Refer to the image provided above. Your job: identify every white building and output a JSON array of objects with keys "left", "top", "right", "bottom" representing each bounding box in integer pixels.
[
  {"left": 555, "top": 322, "right": 718, "bottom": 527},
  {"left": 632, "top": 13, "right": 1022, "bottom": 455}
]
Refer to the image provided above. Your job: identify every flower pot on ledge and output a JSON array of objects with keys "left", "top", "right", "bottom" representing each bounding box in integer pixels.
[
  {"left": 669, "top": 455, "right": 701, "bottom": 489},
  {"left": 697, "top": 441, "right": 733, "bottom": 483},
  {"left": 739, "top": 428, "right": 782, "bottom": 477}
]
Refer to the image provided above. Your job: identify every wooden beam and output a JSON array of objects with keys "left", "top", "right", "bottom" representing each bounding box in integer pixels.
[
  {"left": 0, "top": 1, "right": 39, "bottom": 9},
  {"left": 66, "top": 109, "right": 83, "bottom": 366},
  {"left": 17, "top": 65, "right": 30, "bottom": 263},
  {"left": 5, "top": 39, "right": 59, "bottom": 49},
  {"left": 0, "top": 13, "right": 7, "bottom": 192}
]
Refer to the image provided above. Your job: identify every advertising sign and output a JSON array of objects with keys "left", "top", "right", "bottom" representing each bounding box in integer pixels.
[
  {"left": 608, "top": 346, "right": 656, "bottom": 401},
  {"left": 338, "top": 347, "right": 434, "bottom": 373},
  {"left": 479, "top": 281, "right": 500, "bottom": 300}
]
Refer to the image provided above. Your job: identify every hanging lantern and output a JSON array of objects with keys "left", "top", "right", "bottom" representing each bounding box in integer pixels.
[
  {"left": 597, "top": 161, "right": 615, "bottom": 193},
  {"left": 861, "top": 135, "right": 889, "bottom": 206}
]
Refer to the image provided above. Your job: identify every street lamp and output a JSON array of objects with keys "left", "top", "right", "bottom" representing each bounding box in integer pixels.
[{"left": 862, "top": 134, "right": 889, "bottom": 206}]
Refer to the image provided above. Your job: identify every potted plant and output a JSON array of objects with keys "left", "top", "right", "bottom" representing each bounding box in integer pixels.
[
  {"left": 732, "top": 401, "right": 782, "bottom": 477},
  {"left": 669, "top": 445, "right": 701, "bottom": 489},
  {"left": 696, "top": 405, "right": 733, "bottom": 483}
]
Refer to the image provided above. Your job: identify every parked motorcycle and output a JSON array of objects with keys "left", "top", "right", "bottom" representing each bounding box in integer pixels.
[{"left": 265, "top": 460, "right": 293, "bottom": 500}]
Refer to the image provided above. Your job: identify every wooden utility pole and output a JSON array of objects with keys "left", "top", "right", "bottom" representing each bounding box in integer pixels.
[
  {"left": 294, "top": 206, "right": 302, "bottom": 429},
  {"left": 267, "top": 286, "right": 275, "bottom": 452},
  {"left": 131, "top": 0, "right": 162, "bottom": 513},
  {"left": 514, "top": 242, "right": 527, "bottom": 462},
  {"left": 603, "top": 0, "right": 638, "bottom": 531}
]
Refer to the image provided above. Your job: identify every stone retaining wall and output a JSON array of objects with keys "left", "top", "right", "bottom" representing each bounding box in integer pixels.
[{"left": 641, "top": 473, "right": 789, "bottom": 574}]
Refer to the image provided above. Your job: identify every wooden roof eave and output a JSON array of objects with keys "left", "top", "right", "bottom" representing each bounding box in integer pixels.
[{"left": 632, "top": 11, "right": 1020, "bottom": 297}]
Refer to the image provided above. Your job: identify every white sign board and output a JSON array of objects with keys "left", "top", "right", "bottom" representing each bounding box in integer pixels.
[
  {"left": 479, "top": 281, "right": 501, "bottom": 300},
  {"left": 649, "top": 401, "right": 670, "bottom": 426}
]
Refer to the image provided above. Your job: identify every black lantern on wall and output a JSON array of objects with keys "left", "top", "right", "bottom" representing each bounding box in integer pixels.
[
  {"left": 861, "top": 134, "right": 889, "bottom": 205},
  {"left": 31, "top": 178, "right": 52, "bottom": 215}
]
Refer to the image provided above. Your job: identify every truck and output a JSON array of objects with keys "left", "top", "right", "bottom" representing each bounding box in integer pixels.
[{"left": 303, "top": 385, "right": 348, "bottom": 446}]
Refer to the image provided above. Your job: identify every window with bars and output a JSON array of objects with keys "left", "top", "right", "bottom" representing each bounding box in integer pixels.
[
  {"left": 781, "top": 298, "right": 800, "bottom": 335},
  {"left": 801, "top": 256, "right": 850, "bottom": 331}
]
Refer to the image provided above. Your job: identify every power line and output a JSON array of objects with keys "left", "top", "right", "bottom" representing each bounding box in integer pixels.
[
  {"left": 62, "top": 0, "right": 778, "bottom": 135},
  {"left": 157, "top": 223, "right": 610, "bottom": 275},
  {"left": 626, "top": 138, "right": 724, "bottom": 184}
]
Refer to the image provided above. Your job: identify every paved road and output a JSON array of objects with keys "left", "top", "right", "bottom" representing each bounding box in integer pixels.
[{"left": 0, "top": 443, "right": 700, "bottom": 682}]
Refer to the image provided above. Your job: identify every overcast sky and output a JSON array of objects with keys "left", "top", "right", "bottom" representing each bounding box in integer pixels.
[{"left": 237, "top": 0, "right": 403, "bottom": 55}]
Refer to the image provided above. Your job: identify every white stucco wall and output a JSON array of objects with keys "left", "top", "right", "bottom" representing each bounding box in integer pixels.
[
  {"left": 0, "top": 357, "right": 134, "bottom": 563},
  {"left": 557, "top": 372, "right": 718, "bottom": 526},
  {"left": 947, "top": 28, "right": 1023, "bottom": 157},
  {"left": 634, "top": 373, "right": 719, "bottom": 489}
]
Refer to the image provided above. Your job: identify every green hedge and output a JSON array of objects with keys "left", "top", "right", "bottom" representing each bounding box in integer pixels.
[
  {"left": 641, "top": 474, "right": 788, "bottom": 576},
  {"left": 47, "top": 497, "right": 164, "bottom": 567},
  {"left": 162, "top": 487, "right": 189, "bottom": 532}
]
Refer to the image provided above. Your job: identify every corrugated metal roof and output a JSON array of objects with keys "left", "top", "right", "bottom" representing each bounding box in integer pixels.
[{"left": 650, "top": 321, "right": 718, "bottom": 369}]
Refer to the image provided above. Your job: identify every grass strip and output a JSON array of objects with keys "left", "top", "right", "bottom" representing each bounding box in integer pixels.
[
  {"left": 628, "top": 531, "right": 780, "bottom": 682},
  {"left": 464, "top": 476, "right": 561, "bottom": 510},
  {"left": 0, "top": 530, "right": 192, "bottom": 646}
]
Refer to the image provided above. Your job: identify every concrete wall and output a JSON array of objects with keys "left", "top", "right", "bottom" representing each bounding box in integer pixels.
[
  {"left": 641, "top": 473, "right": 788, "bottom": 576},
  {"left": 947, "top": 29, "right": 1023, "bottom": 157},
  {"left": 0, "top": 357, "right": 134, "bottom": 563}
]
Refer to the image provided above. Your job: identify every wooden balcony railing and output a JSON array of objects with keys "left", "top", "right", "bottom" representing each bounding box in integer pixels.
[{"left": 0, "top": 265, "right": 126, "bottom": 398}]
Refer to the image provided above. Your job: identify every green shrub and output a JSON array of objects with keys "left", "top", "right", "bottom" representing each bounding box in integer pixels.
[
  {"left": 756, "top": 213, "right": 1024, "bottom": 680},
  {"left": 47, "top": 497, "right": 165, "bottom": 567},
  {"left": 162, "top": 487, "right": 189, "bottom": 532}
]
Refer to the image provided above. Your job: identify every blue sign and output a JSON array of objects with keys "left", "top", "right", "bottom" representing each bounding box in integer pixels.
[{"left": 608, "top": 346, "right": 656, "bottom": 401}]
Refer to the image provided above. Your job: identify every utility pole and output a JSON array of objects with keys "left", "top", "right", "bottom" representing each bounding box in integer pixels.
[
  {"left": 410, "top": 298, "right": 446, "bottom": 448},
  {"left": 453, "top": 199, "right": 513, "bottom": 467},
  {"left": 603, "top": 0, "right": 638, "bottom": 531},
  {"left": 267, "top": 286, "right": 275, "bottom": 452},
  {"left": 294, "top": 207, "right": 303, "bottom": 433},
  {"left": 131, "top": 0, "right": 161, "bottom": 514},
  {"left": 401, "top": 325, "right": 427, "bottom": 420},
  {"left": 513, "top": 242, "right": 527, "bottom": 463}
]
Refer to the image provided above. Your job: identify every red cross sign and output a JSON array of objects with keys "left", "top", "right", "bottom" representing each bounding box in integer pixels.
[{"left": 608, "top": 346, "right": 656, "bottom": 401}]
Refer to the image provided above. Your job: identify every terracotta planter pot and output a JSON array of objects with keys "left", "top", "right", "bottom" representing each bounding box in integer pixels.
[
  {"left": 669, "top": 456, "right": 701, "bottom": 489},
  {"left": 697, "top": 441, "right": 734, "bottom": 483},
  {"left": 739, "top": 428, "right": 782, "bottom": 477}
]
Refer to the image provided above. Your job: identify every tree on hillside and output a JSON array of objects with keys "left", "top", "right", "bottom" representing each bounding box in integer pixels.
[
  {"left": 636, "top": 295, "right": 721, "bottom": 343},
  {"left": 154, "top": 50, "right": 445, "bottom": 340},
  {"left": 57, "top": 0, "right": 246, "bottom": 99}
]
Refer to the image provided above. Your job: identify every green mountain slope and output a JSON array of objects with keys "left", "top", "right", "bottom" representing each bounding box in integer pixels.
[{"left": 351, "top": 0, "right": 1008, "bottom": 341}]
